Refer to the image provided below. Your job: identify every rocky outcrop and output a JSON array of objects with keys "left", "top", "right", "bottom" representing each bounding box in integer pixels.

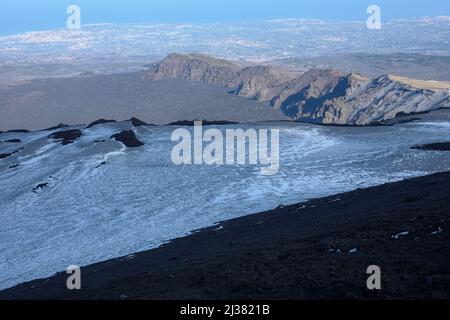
[
  {"left": 41, "top": 124, "right": 68, "bottom": 132},
  {"left": 32, "top": 182, "right": 48, "bottom": 193},
  {"left": 6, "top": 129, "right": 29, "bottom": 133},
  {"left": 228, "top": 65, "right": 298, "bottom": 99},
  {"left": 412, "top": 142, "right": 450, "bottom": 151},
  {"left": 167, "top": 120, "right": 239, "bottom": 126},
  {"left": 266, "top": 69, "right": 361, "bottom": 116},
  {"left": 86, "top": 119, "right": 117, "bottom": 129},
  {"left": 3, "top": 139, "right": 22, "bottom": 143},
  {"left": 0, "top": 148, "right": 23, "bottom": 160},
  {"left": 145, "top": 54, "right": 298, "bottom": 99},
  {"left": 308, "top": 75, "right": 450, "bottom": 125},
  {"left": 111, "top": 131, "right": 144, "bottom": 148},
  {"left": 129, "top": 117, "right": 149, "bottom": 127},
  {"left": 144, "top": 53, "right": 242, "bottom": 86},
  {"left": 227, "top": 68, "right": 450, "bottom": 125},
  {"left": 48, "top": 129, "right": 82, "bottom": 145}
]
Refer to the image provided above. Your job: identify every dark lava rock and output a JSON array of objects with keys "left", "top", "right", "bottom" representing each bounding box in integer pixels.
[
  {"left": 0, "top": 148, "right": 24, "bottom": 160},
  {"left": 8, "top": 164, "right": 20, "bottom": 169},
  {"left": 167, "top": 120, "right": 238, "bottom": 126},
  {"left": 32, "top": 182, "right": 48, "bottom": 193},
  {"left": 129, "top": 117, "right": 149, "bottom": 127},
  {"left": 86, "top": 119, "right": 117, "bottom": 129},
  {"left": 6, "top": 129, "right": 29, "bottom": 133},
  {"left": 110, "top": 131, "right": 144, "bottom": 148},
  {"left": 4, "top": 139, "right": 22, "bottom": 143},
  {"left": 96, "top": 161, "right": 106, "bottom": 168},
  {"left": 41, "top": 123, "right": 68, "bottom": 131},
  {"left": 48, "top": 129, "right": 82, "bottom": 145},
  {"left": 412, "top": 142, "right": 450, "bottom": 151}
]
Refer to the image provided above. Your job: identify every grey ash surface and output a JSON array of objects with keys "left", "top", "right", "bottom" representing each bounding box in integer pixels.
[{"left": 0, "top": 76, "right": 286, "bottom": 131}]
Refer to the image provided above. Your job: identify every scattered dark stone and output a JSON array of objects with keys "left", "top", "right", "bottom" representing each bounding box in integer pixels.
[
  {"left": 94, "top": 139, "right": 106, "bottom": 143},
  {"left": 110, "top": 131, "right": 144, "bottom": 148},
  {"left": 405, "top": 195, "right": 419, "bottom": 203},
  {"left": 0, "top": 148, "right": 24, "bottom": 160},
  {"left": 4, "top": 139, "right": 21, "bottom": 143},
  {"left": 41, "top": 123, "right": 68, "bottom": 132},
  {"left": 6, "top": 129, "right": 29, "bottom": 133},
  {"left": 49, "top": 129, "right": 82, "bottom": 145},
  {"left": 32, "top": 182, "right": 48, "bottom": 193},
  {"left": 412, "top": 142, "right": 450, "bottom": 151},
  {"left": 8, "top": 164, "right": 20, "bottom": 169},
  {"left": 86, "top": 119, "right": 117, "bottom": 129},
  {"left": 96, "top": 161, "right": 106, "bottom": 168},
  {"left": 129, "top": 117, "right": 149, "bottom": 127},
  {"left": 167, "top": 120, "right": 238, "bottom": 126}
]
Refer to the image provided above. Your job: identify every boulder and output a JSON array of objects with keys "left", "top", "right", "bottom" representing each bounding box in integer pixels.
[
  {"left": 48, "top": 129, "right": 82, "bottom": 145},
  {"left": 111, "top": 131, "right": 144, "bottom": 148}
]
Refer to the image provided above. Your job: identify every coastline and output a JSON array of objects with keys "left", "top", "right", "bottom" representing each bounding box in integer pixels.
[{"left": 1, "top": 171, "right": 449, "bottom": 300}]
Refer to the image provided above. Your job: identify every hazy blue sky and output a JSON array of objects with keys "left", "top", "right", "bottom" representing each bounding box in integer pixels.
[{"left": 1, "top": 0, "right": 449, "bottom": 35}]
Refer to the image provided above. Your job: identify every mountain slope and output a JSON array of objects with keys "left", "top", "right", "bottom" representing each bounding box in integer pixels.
[
  {"left": 2, "top": 53, "right": 450, "bottom": 130},
  {"left": 305, "top": 74, "right": 450, "bottom": 125},
  {"left": 143, "top": 53, "right": 242, "bottom": 86},
  {"left": 143, "top": 54, "right": 450, "bottom": 125},
  {"left": 228, "top": 65, "right": 299, "bottom": 99}
]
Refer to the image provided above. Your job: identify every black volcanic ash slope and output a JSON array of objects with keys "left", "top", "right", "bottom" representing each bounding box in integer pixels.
[{"left": 1, "top": 171, "right": 449, "bottom": 300}]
